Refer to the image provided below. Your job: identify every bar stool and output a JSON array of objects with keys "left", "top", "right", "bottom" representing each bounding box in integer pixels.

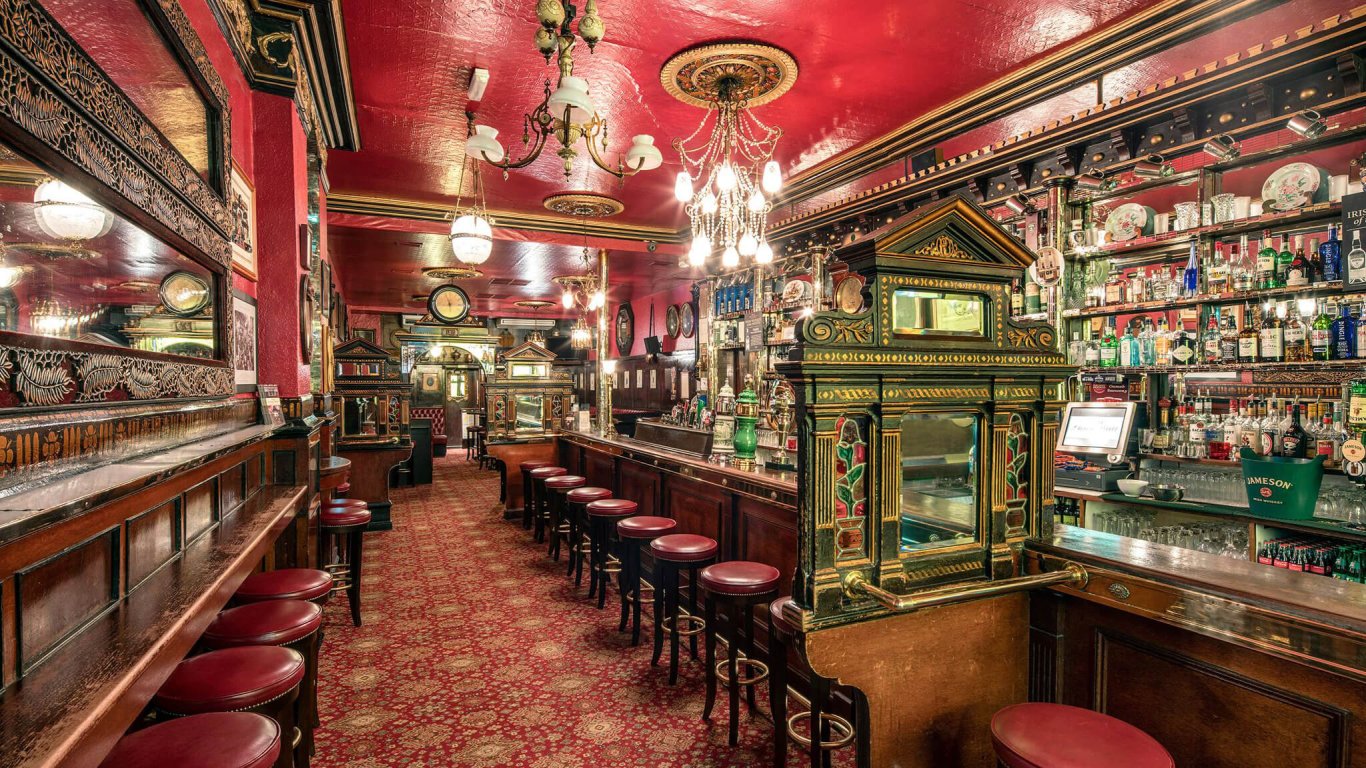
[
  {"left": 152, "top": 646, "right": 306, "bottom": 768},
  {"left": 560, "top": 485, "right": 611, "bottom": 566},
  {"left": 699, "top": 561, "right": 781, "bottom": 746},
  {"left": 768, "top": 597, "right": 856, "bottom": 767},
  {"left": 334, "top": 482, "right": 351, "bottom": 497},
  {"left": 585, "top": 498, "right": 637, "bottom": 607},
  {"left": 541, "top": 474, "right": 585, "bottom": 546},
  {"left": 202, "top": 601, "right": 324, "bottom": 760},
  {"left": 519, "top": 460, "right": 554, "bottom": 524},
  {"left": 616, "top": 516, "right": 676, "bottom": 645},
  {"left": 98, "top": 712, "right": 281, "bottom": 768},
  {"left": 321, "top": 505, "right": 370, "bottom": 627},
  {"left": 525, "top": 466, "right": 566, "bottom": 531},
  {"left": 235, "top": 569, "right": 333, "bottom": 605},
  {"left": 465, "top": 425, "right": 479, "bottom": 461},
  {"left": 650, "top": 533, "right": 718, "bottom": 684},
  {"left": 991, "top": 703, "right": 1174, "bottom": 768}
]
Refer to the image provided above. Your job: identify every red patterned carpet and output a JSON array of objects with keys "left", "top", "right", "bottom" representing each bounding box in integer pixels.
[{"left": 314, "top": 454, "right": 844, "bottom": 767}]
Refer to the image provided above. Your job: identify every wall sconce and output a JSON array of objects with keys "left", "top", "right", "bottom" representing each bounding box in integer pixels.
[
  {"left": 1004, "top": 194, "right": 1034, "bottom": 215},
  {"left": 1286, "top": 109, "right": 1327, "bottom": 139},
  {"left": 1201, "top": 134, "right": 1240, "bottom": 162},
  {"left": 1132, "top": 154, "right": 1174, "bottom": 179}
]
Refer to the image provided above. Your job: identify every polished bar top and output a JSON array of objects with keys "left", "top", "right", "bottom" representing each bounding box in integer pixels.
[
  {"left": 562, "top": 428, "right": 796, "bottom": 504},
  {"left": 1034, "top": 525, "right": 1366, "bottom": 634},
  {"left": 0, "top": 424, "right": 276, "bottom": 545}
]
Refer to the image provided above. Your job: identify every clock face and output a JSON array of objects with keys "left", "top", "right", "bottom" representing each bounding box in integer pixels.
[
  {"left": 615, "top": 303, "right": 634, "bottom": 356},
  {"left": 428, "top": 285, "right": 470, "bottom": 324},
  {"left": 159, "top": 271, "right": 211, "bottom": 316}
]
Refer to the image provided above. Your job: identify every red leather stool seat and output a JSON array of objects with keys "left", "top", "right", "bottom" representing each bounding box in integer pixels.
[
  {"left": 322, "top": 507, "right": 372, "bottom": 527},
  {"left": 650, "top": 533, "right": 718, "bottom": 562},
  {"left": 566, "top": 486, "right": 612, "bottom": 504},
  {"left": 587, "top": 498, "right": 638, "bottom": 517},
  {"left": 335, "top": 482, "right": 351, "bottom": 495},
  {"left": 323, "top": 498, "right": 368, "bottom": 508},
  {"left": 520, "top": 460, "right": 554, "bottom": 472},
  {"left": 528, "top": 466, "right": 567, "bottom": 479},
  {"left": 991, "top": 703, "right": 1174, "bottom": 768},
  {"left": 98, "top": 712, "right": 281, "bottom": 768},
  {"left": 544, "top": 475, "right": 587, "bottom": 490},
  {"left": 768, "top": 596, "right": 798, "bottom": 638},
  {"left": 700, "top": 561, "right": 781, "bottom": 595},
  {"left": 236, "top": 568, "right": 333, "bottom": 603},
  {"left": 433, "top": 435, "right": 448, "bottom": 445},
  {"left": 203, "top": 600, "right": 324, "bottom": 649},
  {"left": 153, "top": 647, "right": 306, "bottom": 715},
  {"left": 617, "top": 515, "right": 676, "bottom": 539}
]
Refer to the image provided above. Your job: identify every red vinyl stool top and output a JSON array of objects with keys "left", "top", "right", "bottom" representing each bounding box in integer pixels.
[
  {"left": 544, "top": 475, "right": 587, "bottom": 490},
  {"left": 586, "top": 498, "right": 638, "bottom": 517},
  {"left": 322, "top": 507, "right": 372, "bottom": 528},
  {"left": 520, "top": 460, "right": 554, "bottom": 472},
  {"left": 153, "top": 647, "right": 305, "bottom": 716},
  {"left": 98, "top": 712, "right": 281, "bottom": 768},
  {"left": 528, "top": 466, "right": 567, "bottom": 479},
  {"left": 335, "top": 482, "right": 351, "bottom": 495},
  {"left": 700, "top": 561, "right": 781, "bottom": 595},
  {"left": 323, "top": 498, "right": 368, "bottom": 508},
  {"left": 650, "top": 533, "right": 718, "bottom": 563},
  {"left": 768, "top": 596, "right": 798, "bottom": 640},
  {"left": 235, "top": 568, "right": 332, "bottom": 603},
  {"left": 566, "top": 487, "right": 612, "bottom": 504},
  {"left": 617, "top": 515, "right": 677, "bottom": 539},
  {"left": 202, "top": 600, "right": 324, "bottom": 649},
  {"left": 991, "top": 703, "right": 1174, "bottom": 768}
]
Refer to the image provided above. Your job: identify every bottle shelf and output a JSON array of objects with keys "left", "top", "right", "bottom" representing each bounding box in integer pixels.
[
  {"left": 1062, "top": 281, "right": 1352, "bottom": 320},
  {"left": 1074, "top": 203, "right": 1342, "bottom": 262},
  {"left": 1079, "top": 358, "right": 1363, "bottom": 377},
  {"left": 1095, "top": 493, "right": 1366, "bottom": 541},
  {"left": 1139, "top": 452, "right": 1345, "bottom": 474},
  {"left": 1011, "top": 311, "right": 1051, "bottom": 322}
]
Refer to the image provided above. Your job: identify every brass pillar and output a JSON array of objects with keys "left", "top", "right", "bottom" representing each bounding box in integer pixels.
[
  {"left": 595, "top": 248, "right": 612, "bottom": 435},
  {"left": 1043, "top": 179, "right": 1072, "bottom": 353}
]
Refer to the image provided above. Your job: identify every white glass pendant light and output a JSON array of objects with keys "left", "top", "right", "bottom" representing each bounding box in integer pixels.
[
  {"left": 746, "top": 189, "right": 766, "bottom": 212},
  {"left": 738, "top": 231, "right": 758, "bottom": 257},
  {"left": 721, "top": 245, "right": 739, "bottom": 268},
  {"left": 700, "top": 192, "right": 718, "bottom": 215},
  {"left": 761, "top": 160, "right": 782, "bottom": 194},
  {"left": 624, "top": 135, "right": 663, "bottom": 172},
  {"left": 754, "top": 240, "right": 773, "bottom": 264},
  {"left": 688, "top": 234, "right": 710, "bottom": 267},
  {"left": 561, "top": 289, "right": 575, "bottom": 309},
  {"left": 674, "top": 172, "right": 693, "bottom": 202},
  {"left": 33, "top": 179, "right": 113, "bottom": 241},
  {"left": 716, "top": 163, "right": 737, "bottom": 192},
  {"left": 449, "top": 213, "right": 492, "bottom": 265},
  {"left": 465, "top": 125, "right": 506, "bottom": 163},
  {"left": 547, "top": 76, "right": 595, "bottom": 123}
]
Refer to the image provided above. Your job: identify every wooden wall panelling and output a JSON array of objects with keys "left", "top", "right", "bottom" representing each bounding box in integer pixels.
[
  {"left": 1056, "top": 597, "right": 1364, "bottom": 768},
  {"left": 14, "top": 527, "right": 119, "bottom": 675},
  {"left": 661, "top": 473, "right": 728, "bottom": 552},
  {"left": 618, "top": 458, "right": 661, "bottom": 519},
  {"left": 183, "top": 477, "right": 218, "bottom": 544},
  {"left": 219, "top": 462, "right": 246, "bottom": 515},
  {"left": 125, "top": 500, "right": 180, "bottom": 591},
  {"left": 585, "top": 448, "right": 615, "bottom": 490},
  {"left": 734, "top": 495, "right": 798, "bottom": 587}
]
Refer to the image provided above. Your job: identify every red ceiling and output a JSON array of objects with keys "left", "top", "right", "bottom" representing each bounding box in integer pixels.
[{"left": 325, "top": 0, "right": 1167, "bottom": 312}]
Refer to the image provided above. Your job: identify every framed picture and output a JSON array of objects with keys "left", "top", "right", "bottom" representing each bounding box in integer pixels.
[
  {"left": 355, "top": 328, "right": 375, "bottom": 343},
  {"left": 299, "top": 224, "right": 312, "bottom": 271},
  {"left": 299, "top": 275, "right": 314, "bottom": 363},
  {"left": 258, "top": 384, "right": 285, "bottom": 427},
  {"left": 229, "top": 161, "right": 257, "bottom": 279},
  {"left": 232, "top": 290, "right": 258, "bottom": 393}
]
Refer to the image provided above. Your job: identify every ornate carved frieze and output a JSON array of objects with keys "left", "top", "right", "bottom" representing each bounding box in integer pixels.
[{"left": 0, "top": 342, "right": 232, "bottom": 409}]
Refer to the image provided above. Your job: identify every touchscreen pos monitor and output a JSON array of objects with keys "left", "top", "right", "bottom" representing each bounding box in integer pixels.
[{"left": 1056, "top": 401, "right": 1140, "bottom": 464}]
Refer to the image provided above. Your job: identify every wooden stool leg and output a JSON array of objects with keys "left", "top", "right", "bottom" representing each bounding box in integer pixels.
[
  {"left": 618, "top": 541, "right": 634, "bottom": 632},
  {"left": 702, "top": 594, "right": 718, "bottom": 721},
  {"left": 597, "top": 523, "right": 614, "bottom": 610},
  {"left": 770, "top": 614, "right": 788, "bottom": 768},
  {"left": 347, "top": 529, "right": 364, "bottom": 627},
  {"left": 742, "top": 601, "right": 758, "bottom": 710},
  {"left": 631, "top": 546, "right": 646, "bottom": 646},
  {"left": 547, "top": 495, "right": 561, "bottom": 560},
  {"left": 809, "top": 675, "right": 827, "bottom": 768},
  {"left": 586, "top": 517, "right": 599, "bottom": 600},
  {"left": 523, "top": 481, "right": 536, "bottom": 530},
  {"left": 650, "top": 559, "right": 667, "bottom": 667},
  {"left": 727, "top": 597, "right": 741, "bottom": 746},
  {"left": 668, "top": 565, "right": 682, "bottom": 685},
  {"left": 687, "top": 565, "right": 701, "bottom": 660}
]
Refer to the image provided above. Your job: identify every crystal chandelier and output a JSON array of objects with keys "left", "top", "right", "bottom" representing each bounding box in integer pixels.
[
  {"left": 449, "top": 152, "right": 493, "bottom": 265},
  {"left": 465, "top": 1, "right": 662, "bottom": 181},
  {"left": 569, "top": 316, "right": 593, "bottom": 349}
]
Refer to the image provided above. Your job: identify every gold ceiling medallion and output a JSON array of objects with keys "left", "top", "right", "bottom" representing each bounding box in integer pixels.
[
  {"left": 542, "top": 192, "right": 624, "bottom": 218},
  {"left": 660, "top": 42, "right": 798, "bottom": 109},
  {"left": 515, "top": 299, "right": 556, "bottom": 309},
  {"left": 421, "top": 266, "right": 484, "bottom": 280}
]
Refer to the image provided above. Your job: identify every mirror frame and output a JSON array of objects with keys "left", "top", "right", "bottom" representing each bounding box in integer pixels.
[{"left": 0, "top": 0, "right": 237, "bottom": 407}]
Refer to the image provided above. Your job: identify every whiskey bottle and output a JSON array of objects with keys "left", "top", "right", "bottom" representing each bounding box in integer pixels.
[
  {"left": 1010, "top": 279, "right": 1023, "bottom": 316},
  {"left": 1202, "top": 311, "right": 1222, "bottom": 364},
  {"left": 1155, "top": 316, "right": 1173, "bottom": 366},
  {"left": 1283, "top": 307, "right": 1308, "bottom": 362},
  {"left": 1220, "top": 312, "right": 1239, "bottom": 364},
  {"left": 1258, "top": 304, "right": 1284, "bottom": 363},
  {"left": 1237, "top": 304, "right": 1259, "bottom": 363},
  {"left": 1206, "top": 242, "right": 1229, "bottom": 295},
  {"left": 1024, "top": 276, "right": 1041, "bottom": 314}
]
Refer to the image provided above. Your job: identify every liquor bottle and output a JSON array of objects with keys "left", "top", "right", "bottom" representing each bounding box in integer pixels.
[
  {"left": 1281, "top": 403, "right": 1308, "bottom": 458},
  {"left": 1257, "top": 231, "right": 1278, "bottom": 289},
  {"left": 1258, "top": 304, "right": 1284, "bottom": 363},
  {"left": 1276, "top": 234, "right": 1294, "bottom": 288},
  {"left": 1206, "top": 242, "right": 1229, "bottom": 295},
  {"left": 1099, "top": 321, "right": 1119, "bottom": 368},
  {"left": 1237, "top": 304, "right": 1259, "bottom": 363},
  {"left": 1128, "top": 268, "right": 1146, "bottom": 304},
  {"left": 1220, "top": 311, "right": 1239, "bottom": 364},
  {"left": 1232, "top": 235, "right": 1254, "bottom": 292},
  {"left": 1024, "top": 276, "right": 1041, "bottom": 314},
  {"left": 1349, "top": 378, "right": 1366, "bottom": 433},
  {"left": 1356, "top": 298, "right": 1366, "bottom": 360},
  {"left": 1307, "top": 237, "right": 1323, "bottom": 285},
  {"left": 1315, "top": 409, "right": 1336, "bottom": 458},
  {"left": 1182, "top": 238, "right": 1200, "bottom": 298},
  {"left": 1083, "top": 336, "right": 1100, "bottom": 368},
  {"left": 1258, "top": 395, "right": 1280, "bottom": 456},
  {"left": 1283, "top": 306, "right": 1308, "bottom": 362},
  {"left": 1068, "top": 332, "right": 1085, "bottom": 365},
  {"left": 1140, "top": 320, "right": 1157, "bottom": 366},
  {"left": 1332, "top": 301, "right": 1357, "bottom": 360},
  {"left": 1348, "top": 230, "right": 1366, "bottom": 279},
  {"left": 1119, "top": 322, "right": 1136, "bottom": 368},
  {"left": 1202, "top": 311, "right": 1222, "bottom": 363},
  {"left": 1321, "top": 225, "right": 1341, "bottom": 282},
  {"left": 1171, "top": 321, "right": 1197, "bottom": 366},
  {"left": 1286, "top": 235, "right": 1310, "bottom": 287},
  {"left": 1103, "top": 267, "right": 1123, "bottom": 306},
  {"left": 1010, "top": 279, "right": 1023, "bottom": 316},
  {"left": 1311, "top": 299, "right": 1333, "bottom": 360}
]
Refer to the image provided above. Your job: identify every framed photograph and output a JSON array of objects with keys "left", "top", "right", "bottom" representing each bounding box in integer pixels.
[
  {"left": 299, "top": 275, "right": 314, "bottom": 363},
  {"left": 299, "top": 224, "right": 312, "bottom": 271},
  {"left": 232, "top": 291, "right": 258, "bottom": 393},
  {"left": 229, "top": 161, "right": 257, "bottom": 279},
  {"left": 258, "top": 384, "right": 285, "bottom": 427}
]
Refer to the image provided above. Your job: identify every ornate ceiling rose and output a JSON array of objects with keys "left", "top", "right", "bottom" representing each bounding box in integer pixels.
[
  {"left": 514, "top": 299, "right": 556, "bottom": 309},
  {"left": 660, "top": 42, "right": 798, "bottom": 109},
  {"left": 421, "top": 266, "right": 484, "bottom": 280},
  {"left": 542, "top": 192, "right": 624, "bottom": 218}
]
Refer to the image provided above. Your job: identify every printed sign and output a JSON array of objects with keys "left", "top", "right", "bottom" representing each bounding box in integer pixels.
[{"left": 1342, "top": 189, "right": 1366, "bottom": 288}]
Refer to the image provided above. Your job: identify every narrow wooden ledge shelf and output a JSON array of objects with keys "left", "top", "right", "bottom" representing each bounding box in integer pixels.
[{"left": 0, "top": 483, "right": 307, "bottom": 768}]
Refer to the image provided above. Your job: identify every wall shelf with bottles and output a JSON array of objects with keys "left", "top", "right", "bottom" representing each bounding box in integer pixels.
[
  {"left": 1079, "top": 358, "right": 1364, "bottom": 376},
  {"left": 1078, "top": 203, "right": 1343, "bottom": 262},
  {"left": 1138, "top": 451, "right": 1345, "bottom": 474},
  {"left": 1064, "top": 281, "right": 1353, "bottom": 320}
]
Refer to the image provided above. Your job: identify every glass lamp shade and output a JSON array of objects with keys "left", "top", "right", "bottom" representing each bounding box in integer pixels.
[
  {"left": 755, "top": 240, "right": 774, "bottom": 264},
  {"left": 688, "top": 235, "right": 710, "bottom": 266},
  {"left": 589, "top": 290, "right": 604, "bottom": 310},
  {"left": 674, "top": 172, "right": 693, "bottom": 202},
  {"left": 0, "top": 263, "right": 24, "bottom": 288},
  {"left": 761, "top": 160, "right": 782, "bottom": 194},
  {"left": 721, "top": 245, "right": 739, "bottom": 268},
  {"left": 601, "top": 358, "right": 617, "bottom": 375},
  {"left": 561, "top": 290, "right": 575, "bottom": 309},
  {"left": 738, "top": 232, "right": 758, "bottom": 257},
  {"left": 465, "top": 125, "right": 505, "bottom": 163},
  {"left": 449, "top": 212, "right": 493, "bottom": 265},
  {"left": 547, "top": 76, "right": 595, "bottom": 123},
  {"left": 700, "top": 192, "right": 718, "bottom": 215},
  {"left": 716, "top": 163, "right": 737, "bottom": 192},
  {"left": 746, "top": 189, "right": 766, "bottom": 212},
  {"left": 624, "top": 135, "right": 662, "bottom": 172},
  {"left": 33, "top": 179, "right": 113, "bottom": 241}
]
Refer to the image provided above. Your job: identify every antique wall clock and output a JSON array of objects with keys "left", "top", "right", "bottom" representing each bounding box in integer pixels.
[
  {"left": 665, "top": 304, "right": 680, "bottom": 338},
  {"left": 615, "top": 302, "right": 634, "bottom": 356},
  {"left": 428, "top": 285, "right": 471, "bottom": 324}
]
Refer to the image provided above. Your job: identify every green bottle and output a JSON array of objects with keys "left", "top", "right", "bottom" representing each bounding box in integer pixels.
[
  {"left": 1349, "top": 378, "right": 1366, "bottom": 433},
  {"left": 1276, "top": 234, "right": 1294, "bottom": 288},
  {"left": 1257, "top": 231, "right": 1278, "bottom": 289},
  {"left": 1099, "top": 321, "right": 1119, "bottom": 368},
  {"left": 1311, "top": 299, "right": 1333, "bottom": 360}
]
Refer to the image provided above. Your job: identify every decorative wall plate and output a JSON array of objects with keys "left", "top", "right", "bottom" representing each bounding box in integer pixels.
[
  {"left": 782, "top": 279, "right": 813, "bottom": 303},
  {"left": 661, "top": 42, "right": 798, "bottom": 108},
  {"left": 543, "top": 192, "right": 624, "bottom": 218},
  {"left": 680, "top": 302, "right": 695, "bottom": 338},
  {"left": 665, "top": 304, "right": 681, "bottom": 338},
  {"left": 835, "top": 276, "right": 864, "bottom": 313},
  {"left": 1261, "top": 162, "right": 1328, "bottom": 211},
  {"left": 1104, "top": 203, "right": 1154, "bottom": 241},
  {"left": 615, "top": 302, "right": 635, "bottom": 355}
]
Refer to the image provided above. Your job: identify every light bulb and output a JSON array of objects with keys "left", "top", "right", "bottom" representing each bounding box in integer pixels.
[
  {"left": 0, "top": 264, "right": 23, "bottom": 288},
  {"left": 700, "top": 192, "right": 718, "bottom": 215},
  {"left": 755, "top": 240, "right": 773, "bottom": 264},
  {"left": 716, "top": 163, "right": 737, "bottom": 192},
  {"left": 589, "top": 290, "right": 604, "bottom": 310},
  {"left": 738, "top": 232, "right": 758, "bottom": 257},
  {"left": 561, "top": 290, "right": 574, "bottom": 309},
  {"left": 674, "top": 171, "right": 693, "bottom": 202},
  {"left": 689, "top": 235, "right": 710, "bottom": 267},
  {"left": 722, "top": 245, "right": 739, "bottom": 268},
  {"left": 761, "top": 160, "right": 782, "bottom": 194},
  {"left": 747, "top": 189, "right": 766, "bottom": 212}
]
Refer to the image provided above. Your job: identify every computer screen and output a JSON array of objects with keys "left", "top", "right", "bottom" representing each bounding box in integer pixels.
[{"left": 1058, "top": 404, "right": 1131, "bottom": 452}]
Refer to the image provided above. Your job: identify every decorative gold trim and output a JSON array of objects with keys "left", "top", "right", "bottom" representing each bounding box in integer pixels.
[
  {"left": 421, "top": 266, "right": 483, "bottom": 280},
  {"left": 542, "top": 192, "right": 624, "bottom": 218},
  {"left": 660, "top": 41, "right": 798, "bottom": 108},
  {"left": 911, "top": 234, "right": 974, "bottom": 261},
  {"left": 514, "top": 300, "right": 555, "bottom": 309}
]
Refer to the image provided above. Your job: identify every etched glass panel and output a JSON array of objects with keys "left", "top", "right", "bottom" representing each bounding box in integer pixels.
[
  {"left": 891, "top": 289, "right": 985, "bottom": 336},
  {"left": 899, "top": 412, "right": 979, "bottom": 551},
  {"left": 833, "top": 414, "right": 869, "bottom": 561}
]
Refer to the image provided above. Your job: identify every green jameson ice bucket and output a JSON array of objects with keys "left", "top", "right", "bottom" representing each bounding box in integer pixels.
[{"left": 1239, "top": 447, "right": 1327, "bottom": 520}]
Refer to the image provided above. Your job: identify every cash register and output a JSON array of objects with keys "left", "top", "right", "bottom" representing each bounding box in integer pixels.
[{"left": 1054, "top": 401, "right": 1146, "bottom": 491}]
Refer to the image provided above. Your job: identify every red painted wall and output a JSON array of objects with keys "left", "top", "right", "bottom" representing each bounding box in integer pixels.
[{"left": 620, "top": 282, "right": 695, "bottom": 358}]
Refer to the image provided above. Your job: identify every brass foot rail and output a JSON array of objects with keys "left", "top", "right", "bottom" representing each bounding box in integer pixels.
[{"left": 842, "top": 562, "right": 1088, "bottom": 612}]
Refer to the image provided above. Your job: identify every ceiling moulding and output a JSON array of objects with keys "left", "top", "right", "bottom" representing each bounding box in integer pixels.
[
  {"left": 326, "top": 193, "right": 686, "bottom": 244},
  {"left": 780, "top": 0, "right": 1276, "bottom": 208},
  {"left": 769, "top": 9, "right": 1364, "bottom": 240},
  {"left": 207, "top": 0, "right": 360, "bottom": 151}
]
